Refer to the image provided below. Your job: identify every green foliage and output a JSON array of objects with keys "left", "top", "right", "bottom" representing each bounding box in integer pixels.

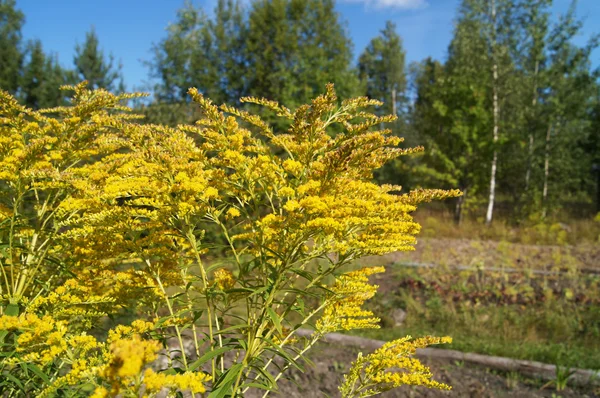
[
  {"left": 73, "top": 27, "right": 124, "bottom": 91},
  {"left": 21, "top": 40, "right": 70, "bottom": 109},
  {"left": 358, "top": 263, "right": 600, "bottom": 370},
  {"left": 245, "top": 0, "right": 358, "bottom": 107},
  {"left": 0, "top": 0, "right": 24, "bottom": 95},
  {"left": 358, "top": 21, "right": 406, "bottom": 119},
  {"left": 392, "top": 0, "right": 600, "bottom": 224}
]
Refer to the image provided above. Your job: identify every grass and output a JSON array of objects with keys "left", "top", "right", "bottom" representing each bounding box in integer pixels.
[
  {"left": 351, "top": 260, "right": 600, "bottom": 370},
  {"left": 414, "top": 207, "right": 600, "bottom": 246}
]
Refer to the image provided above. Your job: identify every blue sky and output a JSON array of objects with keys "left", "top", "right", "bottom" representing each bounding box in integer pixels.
[{"left": 16, "top": 0, "right": 600, "bottom": 92}]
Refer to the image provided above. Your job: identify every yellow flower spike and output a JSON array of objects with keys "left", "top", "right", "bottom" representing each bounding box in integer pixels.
[
  {"left": 143, "top": 368, "right": 211, "bottom": 394},
  {"left": 213, "top": 268, "right": 236, "bottom": 290},
  {"left": 101, "top": 334, "right": 160, "bottom": 384},
  {"left": 278, "top": 186, "right": 295, "bottom": 197},
  {"left": 283, "top": 199, "right": 300, "bottom": 212},
  {"left": 340, "top": 335, "right": 452, "bottom": 397},
  {"left": 316, "top": 267, "right": 385, "bottom": 334},
  {"left": 282, "top": 159, "right": 303, "bottom": 174},
  {"left": 226, "top": 207, "right": 241, "bottom": 219},
  {"left": 90, "top": 387, "right": 109, "bottom": 398}
]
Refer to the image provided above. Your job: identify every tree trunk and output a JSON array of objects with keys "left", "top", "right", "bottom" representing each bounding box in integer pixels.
[
  {"left": 295, "top": 330, "right": 600, "bottom": 386},
  {"left": 392, "top": 87, "right": 397, "bottom": 116},
  {"left": 454, "top": 187, "right": 467, "bottom": 225},
  {"left": 542, "top": 123, "right": 552, "bottom": 217},
  {"left": 485, "top": 0, "right": 499, "bottom": 225},
  {"left": 525, "top": 60, "right": 539, "bottom": 191}
]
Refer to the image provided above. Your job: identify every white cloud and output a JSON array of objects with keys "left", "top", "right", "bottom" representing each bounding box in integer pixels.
[{"left": 342, "top": 0, "right": 428, "bottom": 10}]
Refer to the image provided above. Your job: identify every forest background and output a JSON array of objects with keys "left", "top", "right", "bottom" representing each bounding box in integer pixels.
[{"left": 1, "top": 0, "right": 600, "bottom": 232}]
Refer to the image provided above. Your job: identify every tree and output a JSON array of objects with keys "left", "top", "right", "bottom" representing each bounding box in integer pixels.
[
  {"left": 0, "top": 0, "right": 24, "bottom": 94},
  {"left": 73, "top": 27, "right": 124, "bottom": 91},
  {"left": 21, "top": 39, "right": 45, "bottom": 108},
  {"left": 149, "top": 1, "right": 208, "bottom": 104},
  {"left": 537, "top": 3, "right": 599, "bottom": 217},
  {"left": 434, "top": 0, "right": 520, "bottom": 224},
  {"left": 146, "top": 1, "right": 247, "bottom": 123},
  {"left": 21, "top": 40, "right": 70, "bottom": 109},
  {"left": 245, "top": 0, "right": 358, "bottom": 108},
  {"left": 201, "top": 0, "right": 248, "bottom": 104},
  {"left": 358, "top": 21, "right": 407, "bottom": 119}
]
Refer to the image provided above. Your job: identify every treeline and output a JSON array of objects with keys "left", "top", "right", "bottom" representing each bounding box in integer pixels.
[
  {"left": 1, "top": 0, "right": 598, "bottom": 223},
  {"left": 0, "top": 0, "right": 123, "bottom": 109}
]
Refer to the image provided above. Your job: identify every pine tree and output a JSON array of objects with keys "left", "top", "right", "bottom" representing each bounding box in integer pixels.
[
  {"left": 21, "top": 39, "right": 46, "bottom": 109},
  {"left": 73, "top": 27, "right": 124, "bottom": 91},
  {"left": 21, "top": 40, "right": 71, "bottom": 109},
  {"left": 358, "top": 21, "right": 407, "bottom": 119},
  {"left": 0, "top": 0, "right": 24, "bottom": 94}
]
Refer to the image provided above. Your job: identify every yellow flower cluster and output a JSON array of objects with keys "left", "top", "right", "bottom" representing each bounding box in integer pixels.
[
  {"left": 213, "top": 268, "right": 236, "bottom": 290},
  {"left": 0, "top": 313, "right": 68, "bottom": 365},
  {"left": 143, "top": 368, "right": 211, "bottom": 395},
  {"left": 0, "top": 83, "right": 460, "bottom": 396},
  {"left": 316, "top": 267, "right": 385, "bottom": 334},
  {"left": 102, "top": 334, "right": 160, "bottom": 380},
  {"left": 28, "top": 279, "right": 117, "bottom": 325},
  {"left": 340, "top": 336, "right": 452, "bottom": 397}
]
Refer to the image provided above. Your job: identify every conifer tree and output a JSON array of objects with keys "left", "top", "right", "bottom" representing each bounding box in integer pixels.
[
  {"left": 21, "top": 39, "right": 46, "bottom": 109},
  {"left": 0, "top": 0, "right": 24, "bottom": 94},
  {"left": 73, "top": 27, "right": 124, "bottom": 91},
  {"left": 358, "top": 21, "right": 407, "bottom": 119},
  {"left": 21, "top": 40, "right": 71, "bottom": 109}
]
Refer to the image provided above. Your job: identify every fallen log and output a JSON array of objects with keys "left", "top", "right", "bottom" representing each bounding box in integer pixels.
[{"left": 295, "top": 329, "right": 599, "bottom": 386}]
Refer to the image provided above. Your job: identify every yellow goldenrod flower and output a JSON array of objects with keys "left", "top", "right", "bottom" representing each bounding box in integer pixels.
[{"left": 340, "top": 336, "right": 452, "bottom": 397}]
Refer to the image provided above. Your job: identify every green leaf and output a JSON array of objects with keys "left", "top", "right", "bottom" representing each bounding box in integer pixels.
[
  {"left": 189, "top": 346, "right": 233, "bottom": 371},
  {"left": 25, "top": 363, "right": 50, "bottom": 384},
  {"left": 192, "top": 310, "right": 204, "bottom": 323},
  {"left": 267, "top": 308, "right": 282, "bottom": 335},
  {"left": 214, "top": 324, "right": 248, "bottom": 335},
  {"left": 2, "top": 371, "right": 24, "bottom": 389},
  {"left": 255, "top": 363, "right": 277, "bottom": 386},
  {"left": 5, "top": 304, "right": 19, "bottom": 316},
  {"left": 208, "top": 362, "right": 244, "bottom": 398},
  {"left": 289, "top": 268, "right": 313, "bottom": 281}
]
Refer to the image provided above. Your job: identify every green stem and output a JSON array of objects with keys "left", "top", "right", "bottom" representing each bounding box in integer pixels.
[
  {"left": 187, "top": 229, "right": 216, "bottom": 380},
  {"left": 154, "top": 270, "right": 189, "bottom": 370}
]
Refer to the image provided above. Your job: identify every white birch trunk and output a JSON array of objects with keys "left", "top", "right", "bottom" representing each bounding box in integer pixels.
[
  {"left": 525, "top": 60, "right": 539, "bottom": 191},
  {"left": 542, "top": 123, "right": 551, "bottom": 217},
  {"left": 485, "top": 0, "right": 499, "bottom": 225}
]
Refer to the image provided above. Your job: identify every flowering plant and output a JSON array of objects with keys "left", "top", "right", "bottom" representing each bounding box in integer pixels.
[{"left": 0, "top": 83, "right": 460, "bottom": 397}]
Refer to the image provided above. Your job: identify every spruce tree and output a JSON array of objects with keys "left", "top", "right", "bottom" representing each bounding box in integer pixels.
[
  {"left": 358, "top": 21, "right": 407, "bottom": 119},
  {"left": 0, "top": 0, "right": 24, "bottom": 94},
  {"left": 73, "top": 27, "right": 124, "bottom": 91},
  {"left": 21, "top": 39, "right": 46, "bottom": 109},
  {"left": 21, "top": 40, "right": 71, "bottom": 109}
]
